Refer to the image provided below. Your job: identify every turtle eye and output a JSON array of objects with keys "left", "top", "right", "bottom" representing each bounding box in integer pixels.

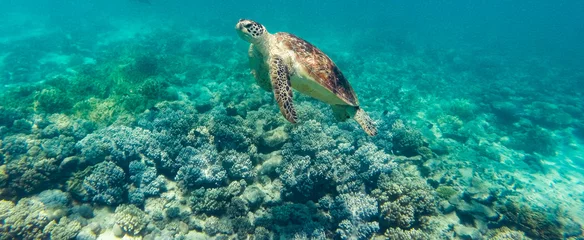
[{"left": 244, "top": 23, "right": 252, "bottom": 28}]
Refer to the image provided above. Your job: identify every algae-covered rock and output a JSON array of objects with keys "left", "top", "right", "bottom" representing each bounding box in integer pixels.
[
  {"left": 436, "top": 186, "right": 458, "bottom": 200},
  {"left": 496, "top": 200, "right": 562, "bottom": 239},
  {"left": 35, "top": 88, "right": 73, "bottom": 113}
]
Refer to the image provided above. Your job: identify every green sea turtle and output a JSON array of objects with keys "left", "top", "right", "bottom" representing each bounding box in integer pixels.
[{"left": 235, "top": 19, "right": 377, "bottom": 136}]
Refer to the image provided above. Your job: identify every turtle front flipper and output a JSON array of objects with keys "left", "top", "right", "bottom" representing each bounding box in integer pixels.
[
  {"left": 270, "top": 55, "right": 297, "bottom": 123},
  {"left": 249, "top": 44, "right": 272, "bottom": 92},
  {"left": 354, "top": 107, "right": 377, "bottom": 136}
]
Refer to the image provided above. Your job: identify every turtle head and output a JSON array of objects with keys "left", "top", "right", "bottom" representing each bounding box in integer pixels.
[{"left": 236, "top": 19, "right": 267, "bottom": 43}]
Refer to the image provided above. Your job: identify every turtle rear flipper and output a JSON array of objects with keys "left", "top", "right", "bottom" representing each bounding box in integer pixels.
[
  {"left": 270, "top": 55, "right": 297, "bottom": 123},
  {"left": 331, "top": 105, "right": 350, "bottom": 122},
  {"left": 354, "top": 108, "right": 377, "bottom": 136}
]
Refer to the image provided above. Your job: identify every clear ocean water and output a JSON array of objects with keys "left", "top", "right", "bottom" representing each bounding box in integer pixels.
[{"left": 1, "top": 1, "right": 583, "bottom": 239}]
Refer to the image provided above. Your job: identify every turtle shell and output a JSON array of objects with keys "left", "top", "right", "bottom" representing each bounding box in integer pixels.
[{"left": 275, "top": 32, "right": 359, "bottom": 106}]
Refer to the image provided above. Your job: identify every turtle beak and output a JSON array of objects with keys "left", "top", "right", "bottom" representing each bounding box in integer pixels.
[{"left": 236, "top": 19, "right": 246, "bottom": 30}]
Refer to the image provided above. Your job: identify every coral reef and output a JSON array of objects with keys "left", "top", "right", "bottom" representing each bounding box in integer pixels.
[
  {"left": 75, "top": 126, "right": 163, "bottom": 166},
  {"left": 0, "top": 12, "right": 582, "bottom": 240},
  {"left": 495, "top": 200, "right": 563, "bottom": 239},
  {"left": 82, "top": 161, "right": 126, "bottom": 205},
  {"left": 114, "top": 204, "right": 149, "bottom": 236},
  {"left": 390, "top": 119, "right": 426, "bottom": 157},
  {"left": 372, "top": 170, "right": 438, "bottom": 230},
  {"left": 128, "top": 160, "right": 166, "bottom": 205},
  {"left": 330, "top": 193, "right": 380, "bottom": 240},
  {"left": 0, "top": 197, "right": 72, "bottom": 239}
]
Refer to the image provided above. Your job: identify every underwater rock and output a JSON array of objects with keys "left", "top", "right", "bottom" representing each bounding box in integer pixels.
[
  {"left": 454, "top": 225, "right": 481, "bottom": 239},
  {"left": 203, "top": 216, "right": 233, "bottom": 236},
  {"left": 456, "top": 200, "right": 499, "bottom": 222},
  {"left": 75, "top": 229, "right": 97, "bottom": 240},
  {"left": 37, "top": 189, "right": 70, "bottom": 208},
  {"left": 242, "top": 185, "right": 266, "bottom": 209},
  {"left": 439, "top": 200, "right": 455, "bottom": 214},
  {"left": 522, "top": 154, "right": 544, "bottom": 172},
  {"left": 491, "top": 101, "right": 520, "bottom": 122},
  {"left": 261, "top": 126, "right": 289, "bottom": 149}
]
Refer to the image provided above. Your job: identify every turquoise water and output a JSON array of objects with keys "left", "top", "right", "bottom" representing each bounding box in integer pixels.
[{"left": 1, "top": 1, "right": 583, "bottom": 239}]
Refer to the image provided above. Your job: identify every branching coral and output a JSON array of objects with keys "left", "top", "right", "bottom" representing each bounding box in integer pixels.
[
  {"left": 222, "top": 150, "right": 256, "bottom": 181},
  {"left": 174, "top": 145, "right": 227, "bottom": 189},
  {"left": 372, "top": 170, "right": 438, "bottom": 230},
  {"left": 115, "top": 204, "right": 149, "bottom": 236},
  {"left": 330, "top": 193, "right": 380, "bottom": 240},
  {"left": 0, "top": 107, "right": 26, "bottom": 128},
  {"left": 0, "top": 197, "right": 66, "bottom": 239},
  {"left": 385, "top": 227, "right": 431, "bottom": 240},
  {"left": 44, "top": 216, "right": 82, "bottom": 240},
  {"left": 207, "top": 112, "right": 256, "bottom": 152},
  {"left": 189, "top": 186, "right": 235, "bottom": 215},
  {"left": 390, "top": 119, "right": 426, "bottom": 157},
  {"left": 128, "top": 161, "right": 166, "bottom": 205},
  {"left": 83, "top": 161, "right": 126, "bottom": 205},
  {"left": 5, "top": 153, "right": 60, "bottom": 194},
  {"left": 278, "top": 154, "right": 333, "bottom": 200},
  {"left": 204, "top": 216, "right": 233, "bottom": 236},
  {"left": 135, "top": 101, "right": 199, "bottom": 172},
  {"left": 75, "top": 126, "right": 163, "bottom": 166}
]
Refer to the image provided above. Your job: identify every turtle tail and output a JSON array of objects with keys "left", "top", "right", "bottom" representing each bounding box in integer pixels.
[{"left": 354, "top": 107, "right": 377, "bottom": 136}]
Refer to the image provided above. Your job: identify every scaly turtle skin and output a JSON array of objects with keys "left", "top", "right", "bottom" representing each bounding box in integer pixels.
[{"left": 235, "top": 19, "right": 377, "bottom": 136}]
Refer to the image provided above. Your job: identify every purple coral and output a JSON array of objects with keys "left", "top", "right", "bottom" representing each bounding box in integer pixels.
[
  {"left": 83, "top": 161, "right": 126, "bottom": 206},
  {"left": 75, "top": 126, "right": 163, "bottom": 166}
]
